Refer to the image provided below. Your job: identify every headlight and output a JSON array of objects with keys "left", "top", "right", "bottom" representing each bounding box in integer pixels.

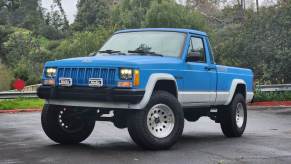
[
  {"left": 45, "top": 68, "right": 57, "bottom": 78},
  {"left": 119, "top": 68, "right": 133, "bottom": 80}
]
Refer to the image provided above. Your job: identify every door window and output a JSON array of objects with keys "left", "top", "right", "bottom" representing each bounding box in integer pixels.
[{"left": 187, "top": 37, "right": 206, "bottom": 63}]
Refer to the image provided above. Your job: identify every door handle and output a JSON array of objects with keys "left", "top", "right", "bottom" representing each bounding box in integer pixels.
[{"left": 205, "top": 66, "right": 216, "bottom": 71}]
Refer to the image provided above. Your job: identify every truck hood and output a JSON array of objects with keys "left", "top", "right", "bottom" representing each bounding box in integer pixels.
[{"left": 45, "top": 55, "right": 183, "bottom": 68}]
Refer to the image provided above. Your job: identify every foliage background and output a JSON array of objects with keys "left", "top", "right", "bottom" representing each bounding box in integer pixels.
[{"left": 0, "top": 0, "right": 290, "bottom": 91}]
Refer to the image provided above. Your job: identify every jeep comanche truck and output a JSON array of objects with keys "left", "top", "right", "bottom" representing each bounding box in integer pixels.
[{"left": 37, "top": 28, "right": 254, "bottom": 150}]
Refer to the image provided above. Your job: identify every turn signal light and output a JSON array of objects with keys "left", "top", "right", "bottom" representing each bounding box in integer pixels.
[
  {"left": 133, "top": 70, "right": 140, "bottom": 86},
  {"left": 118, "top": 81, "right": 132, "bottom": 88}
]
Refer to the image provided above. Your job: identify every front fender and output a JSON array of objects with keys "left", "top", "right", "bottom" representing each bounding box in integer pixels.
[{"left": 129, "top": 73, "right": 178, "bottom": 109}]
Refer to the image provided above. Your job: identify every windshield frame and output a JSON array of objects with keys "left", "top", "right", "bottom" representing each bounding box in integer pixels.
[{"left": 98, "top": 31, "right": 187, "bottom": 58}]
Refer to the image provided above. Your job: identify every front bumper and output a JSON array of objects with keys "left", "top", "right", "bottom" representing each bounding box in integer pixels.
[{"left": 37, "top": 86, "right": 145, "bottom": 104}]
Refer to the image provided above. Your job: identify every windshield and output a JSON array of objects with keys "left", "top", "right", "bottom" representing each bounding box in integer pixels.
[{"left": 99, "top": 31, "right": 186, "bottom": 58}]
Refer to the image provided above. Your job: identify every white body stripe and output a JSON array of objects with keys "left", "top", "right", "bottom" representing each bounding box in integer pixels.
[
  {"left": 178, "top": 91, "right": 228, "bottom": 107},
  {"left": 246, "top": 92, "right": 254, "bottom": 103},
  {"left": 179, "top": 79, "right": 253, "bottom": 107},
  {"left": 178, "top": 90, "right": 253, "bottom": 107},
  {"left": 214, "top": 92, "right": 229, "bottom": 105},
  {"left": 178, "top": 91, "right": 216, "bottom": 104}
]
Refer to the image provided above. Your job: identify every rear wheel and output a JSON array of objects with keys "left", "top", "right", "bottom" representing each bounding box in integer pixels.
[
  {"left": 128, "top": 91, "right": 184, "bottom": 150},
  {"left": 220, "top": 93, "right": 247, "bottom": 137},
  {"left": 41, "top": 105, "right": 95, "bottom": 144}
]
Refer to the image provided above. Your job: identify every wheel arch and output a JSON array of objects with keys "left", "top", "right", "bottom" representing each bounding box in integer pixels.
[
  {"left": 224, "top": 79, "right": 247, "bottom": 105},
  {"left": 153, "top": 80, "right": 178, "bottom": 98},
  {"left": 129, "top": 73, "right": 178, "bottom": 109},
  {"left": 235, "top": 84, "right": 246, "bottom": 98}
]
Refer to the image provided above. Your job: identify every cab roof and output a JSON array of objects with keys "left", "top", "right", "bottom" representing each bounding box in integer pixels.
[{"left": 115, "top": 28, "right": 207, "bottom": 36}]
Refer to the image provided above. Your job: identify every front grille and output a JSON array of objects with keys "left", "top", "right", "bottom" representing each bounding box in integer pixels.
[{"left": 57, "top": 67, "right": 116, "bottom": 87}]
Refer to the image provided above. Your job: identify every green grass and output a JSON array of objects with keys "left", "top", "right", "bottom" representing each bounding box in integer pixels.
[
  {"left": 254, "top": 91, "right": 291, "bottom": 102},
  {"left": 0, "top": 91, "right": 289, "bottom": 110},
  {"left": 0, "top": 98, "right": 44, "bottom": 110}
]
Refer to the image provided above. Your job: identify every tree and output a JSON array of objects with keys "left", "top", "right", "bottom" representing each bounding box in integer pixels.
[
  {"left": 53, "top": 0, "right": 69, "bottom": 30},
  {"left": 0, "top": 0, "right": 20, "bottom": 24},
  {"left": 256, "top": 0, "right": 259, "bottom": 12},
  {"left": 111, "top": 0, "right": 153, "bottom": 28},
  {"left": 3, "top": 28, "right": 50, "bottom": 84},
  {"left": 0, "top": 0, "right": 21, "bottom": 11},
  {"left": 72, "top": 0, "right": 111, "bottom": 31},
  {"left": 213, "top": 3, "right": 291, "bottom": 83},
  {"left": 0, "top": 25, "right": 13, "bottom": 62},
  {"left": 7, "top": 0, "right": 43, "bottom": 29},
  {"left": 42, "top": 3, "right": 70, "bottom": 39},
  {"left": 55, "top": 27, "right": 113, "bottom": 59},
  {"left": 144, "top": 0, "right": 207, "bottom": 30}
]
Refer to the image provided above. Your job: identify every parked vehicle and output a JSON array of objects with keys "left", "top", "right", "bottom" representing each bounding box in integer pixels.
[{"left": 37, "top": 28, "right": 254, "bottom": 150}]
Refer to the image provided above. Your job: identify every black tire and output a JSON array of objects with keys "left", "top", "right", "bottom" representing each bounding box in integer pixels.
[
  {"left": 113, "top": 111, "right": 128, "bottom": 129},
  {"left": 128, "top": 91, "right": 184, "bottom": 150},
  {"left": 220, "top": 93, "right": 247, "bottom": 137},
  {"left": 41, "top": 105, "right": 95, "bottom": 144}
]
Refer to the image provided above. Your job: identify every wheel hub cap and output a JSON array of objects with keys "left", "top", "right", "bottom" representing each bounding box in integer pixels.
[
  {"left": 147, "top": 104, "right": 175, "bottom": 138},
  {"left": 58, "top": 108, "right": 84, "bottom": 133},
  {"left": 236, "top": 103, "right": 245, "bottom": 128},
  {"left": 58, "top": 108, "right": 69, "bottom": 129}
]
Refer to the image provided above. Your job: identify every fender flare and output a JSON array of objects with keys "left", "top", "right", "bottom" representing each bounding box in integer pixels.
[
  {"left": 129, "top": 73, "right": 178, "bottom": 109},
  {"left": 224, "top": 79, "right": 246, "bottom": 105}
]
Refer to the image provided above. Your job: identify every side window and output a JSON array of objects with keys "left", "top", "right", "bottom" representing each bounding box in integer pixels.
[
  {"left": 206, "top": 38, "right": 215, "bottom": 64},
  {"left": 186, "top": 37, "right": 206, "bottom": 63}
]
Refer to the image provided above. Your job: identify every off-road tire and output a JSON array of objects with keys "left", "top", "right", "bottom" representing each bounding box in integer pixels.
[
  {"left": 128, "top": 91, "right": 184, "bottom": 150},
  {"left": 41, "top": 105, "right": 95, "bottom": 144},
  {"left": 220, "top": 93, "right": 247, "bottom": 137}
]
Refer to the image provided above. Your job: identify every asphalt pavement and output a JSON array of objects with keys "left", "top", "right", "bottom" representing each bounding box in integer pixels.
[{"left": 0, "top": 108, "right": 291, "bottom": 164}]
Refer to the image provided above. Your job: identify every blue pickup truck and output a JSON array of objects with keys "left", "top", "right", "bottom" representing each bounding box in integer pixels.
[{"left": 37, "top": 28, "right": 254, "bottom": 150}]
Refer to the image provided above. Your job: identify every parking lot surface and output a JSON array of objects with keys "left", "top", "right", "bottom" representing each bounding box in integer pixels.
[{"left": 0, "top": 108, "right": 291, "bottom": 164}]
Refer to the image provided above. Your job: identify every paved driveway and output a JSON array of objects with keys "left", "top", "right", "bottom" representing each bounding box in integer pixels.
[{"left": 0, "top": 108, "right": 291, "bottom": 164}]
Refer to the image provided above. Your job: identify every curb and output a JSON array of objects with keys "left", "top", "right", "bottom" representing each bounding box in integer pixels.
[
  {"left": 0, "top": 109, "right": 41, "bottom": 114},
  {"left": 250, "top": 101, "right": 291, "bottom": 107},
  {"left": 248, "top": 106, "right": 290, "bottom": 110}
]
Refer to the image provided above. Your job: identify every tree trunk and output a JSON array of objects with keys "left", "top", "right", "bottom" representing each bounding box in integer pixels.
[
  {"left": 256, "top": 0, "right": 259, "bottom": 12},
  {"left": 53, "top": 0, "right": 69, "bottom": 29}
]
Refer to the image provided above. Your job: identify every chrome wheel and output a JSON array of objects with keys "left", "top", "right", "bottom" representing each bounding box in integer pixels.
[
  {"left": 147, "top": 104, "right": 175, "bottom": 138},
  {"left": 235, "top": 103, "right": 245, "bottom": 128}
]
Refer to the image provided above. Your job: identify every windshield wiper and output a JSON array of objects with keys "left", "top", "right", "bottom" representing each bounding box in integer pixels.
[
  {"left": 128, "top": 50, "right": 164, "bottom": 57},
  {"left": 99, "top": 50, "right": 121, "bottom": 54},
  {"left": 98, "top": 49, "right": 127, "bottom": 56}
]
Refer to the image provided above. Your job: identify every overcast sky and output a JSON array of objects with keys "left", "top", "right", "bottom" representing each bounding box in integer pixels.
[
  {"left": 41, "top": 0, "right": 78, "bottom": 24},
  {"left": 41, "top": 0, "right": 274, "bottom": 24}
]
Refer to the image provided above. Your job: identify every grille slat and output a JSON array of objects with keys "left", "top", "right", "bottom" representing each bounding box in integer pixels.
[
  {"left": 57, "top": 67, "right": 116, "bottom": 87},
  {"left": 62, "top": 68, "right": 65, "bottom": 77}
]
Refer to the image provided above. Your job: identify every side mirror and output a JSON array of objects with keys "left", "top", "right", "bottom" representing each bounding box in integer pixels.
[{"left": 186, "top": 50, "right": 202, "bottom": 62}]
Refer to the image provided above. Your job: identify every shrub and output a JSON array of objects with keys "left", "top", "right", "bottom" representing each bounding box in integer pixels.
[
  {"left": 254, "top": 91, "right": 291, "bottom": 102},
  {"left": 0, "top": 63, "right": 13, "bottom": 91}
]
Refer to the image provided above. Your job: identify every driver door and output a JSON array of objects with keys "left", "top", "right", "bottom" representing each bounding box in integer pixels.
[{"left": 181, "top": 36, "right": 216, "bottom": 106}]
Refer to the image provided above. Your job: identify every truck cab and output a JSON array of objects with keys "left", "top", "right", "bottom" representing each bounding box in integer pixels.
[{"left": 38, "top": 28, "right": 254, "bottom": 150}]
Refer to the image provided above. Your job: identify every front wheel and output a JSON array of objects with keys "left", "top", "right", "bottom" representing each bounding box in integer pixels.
[
  {"left": 128, "top": 91, "right": 184, "bottom": 150},
  {"left": 220, "top": 93, "right": 247, "bottom": 137},
  {"left": 41, "top": 105, "right": 96, "bottom": 144}
]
